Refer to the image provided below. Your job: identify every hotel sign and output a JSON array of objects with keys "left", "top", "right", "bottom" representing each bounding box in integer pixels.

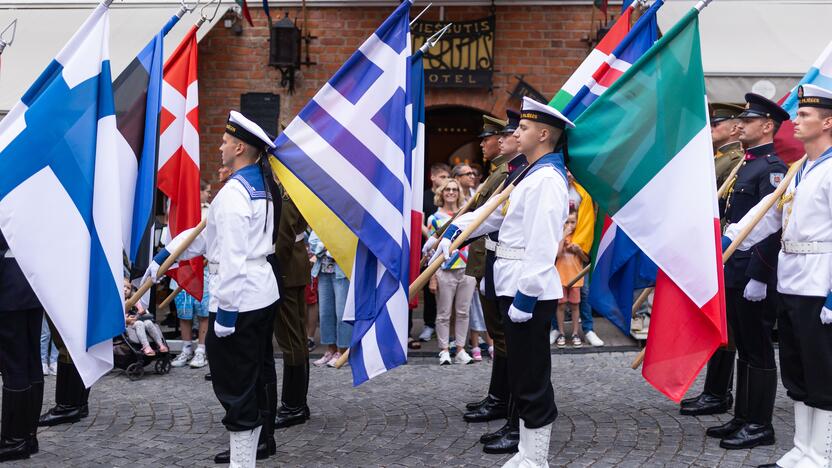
[{"left": 413, "top": 16, "right": 495, "bottom": 89}]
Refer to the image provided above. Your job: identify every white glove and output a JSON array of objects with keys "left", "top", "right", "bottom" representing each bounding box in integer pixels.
[
  {"left": 422, "top": 236, "right": 439, "bottom": 256},
  {"left": 138, "top": 289, "right": 151, "bottom": 310},
  {"left": 821, "top": 307, "right": 832, "bottom": 325},
  {"left": 743, "top": 279, "right": 767, "bottom": 302},
  {"left": 508, "top": 304, "right": 533, "bottom": 323},
  {"left": 428, "top": 237, "right": 455, "bottom": 265},
  {"left": 214, "top": 321, "right": 235, "bottom": 338},
  {"left": 141, "top": 260, "right": 162, "bottom": 285}
]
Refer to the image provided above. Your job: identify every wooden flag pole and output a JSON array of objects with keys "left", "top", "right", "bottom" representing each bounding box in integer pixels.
[
  {"left": 630, "top": 155, "right": 806, "bottom": 370},
  {"left": 566, "top": 264, "right": 590, "bottom": 289},
  {"left": 159, "top": 286, "right": 183, "bottom": 310},
  {"left": 716, "top": 157, "right": 745, "bottom": 199},
  {"left": 125, "top": 219, "right": 207, "bottom": 311},
  {"left": 334, "top": 173, "right": 525, "bottom": 369}
]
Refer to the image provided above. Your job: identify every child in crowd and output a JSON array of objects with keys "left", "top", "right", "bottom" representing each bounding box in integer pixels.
[
  {"left": 123, "top": 278, "right": 168, "bottom": 356},
  {"left": 555, "top": 210, "right": 588, "bottom": 348}
]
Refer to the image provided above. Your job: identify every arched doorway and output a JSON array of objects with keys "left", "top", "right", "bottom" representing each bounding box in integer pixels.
[{"left": 425, "top": 105, "right": 495, "bottom": 175}]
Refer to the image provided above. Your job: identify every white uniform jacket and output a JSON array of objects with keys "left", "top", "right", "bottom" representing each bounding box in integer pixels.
[
  {"left": 725, "top": 148, "right": 832, "bottom": 297},
  {"left": 451, "top": 152, "right": 569, "bottom": 311},
  {"left": 167, "top": 164, "right": 280, "bottom": 314}
]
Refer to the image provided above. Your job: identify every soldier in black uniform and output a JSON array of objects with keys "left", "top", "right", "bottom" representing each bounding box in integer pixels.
[
  {"left": 704, "top": 93, "right": 788, "bottom": 450},
  {"left": 0, "top": 230, "right": 44, "bottom": 462}
]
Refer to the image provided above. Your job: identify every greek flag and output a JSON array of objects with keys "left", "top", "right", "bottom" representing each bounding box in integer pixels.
[
  {"left": 270, "top": 0, "right": 412, "bottom": 385},
  {"left": 0, "top": 3, "right": 124, "bottom": 387}
]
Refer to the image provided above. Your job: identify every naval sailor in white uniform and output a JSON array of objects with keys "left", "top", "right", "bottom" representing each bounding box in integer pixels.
[
  {"left": 725, "top": 84, "right": 832, "bottom": 468},
  {"left": 143, "top": 111, "right": 280, "bottom": 468},
  {"left": 429, "top": 97, "right": 573, "bottom": 468}
]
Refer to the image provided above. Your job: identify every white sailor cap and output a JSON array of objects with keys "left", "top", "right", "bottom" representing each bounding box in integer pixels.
[
  {"left": 226, "top": 110, "right": 276, "bottom": 150},
  {"left": 798, "top": 84, "right": 832, "bottom": 110},
  {"left": 520, "top": 96, "right": 575, "bottom": 129}
]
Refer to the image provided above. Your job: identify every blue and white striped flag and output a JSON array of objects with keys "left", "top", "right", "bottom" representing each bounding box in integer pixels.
[
  {"left": 0, "top": 3, "right": 125, "bottom": 386},
  {"left": 271, "top": 0, "right": 412, "bottom": 385}
]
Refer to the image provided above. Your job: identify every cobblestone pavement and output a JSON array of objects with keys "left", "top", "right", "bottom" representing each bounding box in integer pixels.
[{"left": 7, "top": 351, "right": 794, "bottom": 467}]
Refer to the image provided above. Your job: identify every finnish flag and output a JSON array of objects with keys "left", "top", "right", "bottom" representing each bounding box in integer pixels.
[{"left": 0, "top": 3, "right": 125, "bottom": 386}]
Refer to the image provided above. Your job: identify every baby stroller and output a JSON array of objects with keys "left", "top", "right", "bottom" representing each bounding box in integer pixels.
[{"left": 113, "top": 331, "right": 172, "bottom": 381}]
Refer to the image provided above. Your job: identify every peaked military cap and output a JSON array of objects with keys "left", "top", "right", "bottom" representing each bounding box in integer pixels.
[
  {"left": 520, "top": 96, "right": 575, "bottom": 129},
  {"left": 226, "top": 111, "right": 276, "bottom": 151},
  {"left": 798, "top": 84, "right": 832, "bottom": 110},
  {"left": 502, "top": 109, "right": 520, "bottom": 134},
  {"left": 738, "top": 93, "right": 790, "bottom": 123},
  {"left": 710, "top": 102, "right": 745, "bottom": 123},
  {"left": 479, "top": 115, "right": 507, "bottom": 138}
]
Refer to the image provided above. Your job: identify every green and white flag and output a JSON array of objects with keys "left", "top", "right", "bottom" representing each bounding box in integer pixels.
[{"left": 566, "top": 7, "right": 727, "bottom": 401}]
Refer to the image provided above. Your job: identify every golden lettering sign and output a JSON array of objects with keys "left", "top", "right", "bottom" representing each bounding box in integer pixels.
[{"left": 412, "top": 16, "right": 495, "bottom": 89}]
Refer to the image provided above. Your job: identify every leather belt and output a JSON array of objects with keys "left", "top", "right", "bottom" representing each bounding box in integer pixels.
[
  {"left": 781, "top": 240, "right": 832, "bottom": 254},
  {"left": 208, "top": 258, "right": 268, "bottom": 274},
  {"left": 494, "top": 243, "right": 524, "bottom": 260},
  {"left": 485, "top": 238, "right": 497, "bottom": 252}
]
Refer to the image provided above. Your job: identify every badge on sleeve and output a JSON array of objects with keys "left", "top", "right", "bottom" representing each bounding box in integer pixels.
[{"left": 770, "top": 173, "right": 784, "bottom": 188}]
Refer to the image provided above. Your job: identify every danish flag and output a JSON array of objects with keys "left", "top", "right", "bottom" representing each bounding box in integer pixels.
[{"left": 158, "top": 25, "right": 203, "bottom": 300}]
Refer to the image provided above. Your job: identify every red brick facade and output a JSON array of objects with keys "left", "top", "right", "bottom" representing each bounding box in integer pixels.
[{"left": 197, "top": 4, "right": 596, "bottom": 185}]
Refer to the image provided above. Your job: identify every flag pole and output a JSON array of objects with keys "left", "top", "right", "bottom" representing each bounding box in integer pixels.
[
  {"left": 196, "top": 0, "right": 221, "bottom": 28},
  {"left": 410, "top": 3, "right": 432, "bottom": 26},
  {"left": 159, "top": 286, "right": 183, "bottom": 309},
  {"left": 0, "top": 18, "right": 17, "bottom": 55},
  {"left": 333, "top": 164, "right": 535, "bottom": 369},
  {"left": 716, "top": 157, "right": 745, "bottom": 199},
  {"left": 125, "top": 219, "right": 207, "bottom": 310},
  {"left": 630, "top": 154, "right": 807, "bottom": 369},
  {"left": 566, "top": 264, "right": 590, "bottom": 288}
]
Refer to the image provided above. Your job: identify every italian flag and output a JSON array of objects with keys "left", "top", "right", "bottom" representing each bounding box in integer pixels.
[{"left": 567, "top": 8, "right": 727, "bottom": 401}]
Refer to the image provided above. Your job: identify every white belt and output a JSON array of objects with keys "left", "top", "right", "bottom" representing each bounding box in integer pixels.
[
  {"left": 208, "top": 258, "right": 268, "bottom": 274},
  {"left": 781, "top": 241, "right": 832, "bottom": 254},
  {"left": 494, "top": 243, "right": 525, "bottom": 260},
  {"left": 295, "top": 233, "right": 305, "bottom": 243},
  {"left": 485, "top": 238, "right": 497, "bottom": 252}
]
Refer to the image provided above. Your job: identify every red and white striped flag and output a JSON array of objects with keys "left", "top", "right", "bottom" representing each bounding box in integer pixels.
[{"left": 158, "top": 25, "right": 203, "bottom": 300}]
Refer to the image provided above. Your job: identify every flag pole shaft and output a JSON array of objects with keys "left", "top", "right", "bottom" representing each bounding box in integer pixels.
[
  {"left": 159, "top": 286, "right": 183, "bottom": 310},
  {"left": 566, "top": 264, "right": 590, "bottom": 289},
  {"left": 125, "top": 219, "right": 207, "bottom": 311},
  {"left": 410, "top": 3, "right": 432, "bottom": 26},
  {"left": 716, "top": 157, "right": 745, "bottom": 199},
  {"left": 694, "top": 0, "right": 714, "bottom": 13},
  {"left": 631, "top": 154, "right": 807, "bottom": 369},
  {"left": 335, "top": 171, "right": 528, "bottom": 370}
]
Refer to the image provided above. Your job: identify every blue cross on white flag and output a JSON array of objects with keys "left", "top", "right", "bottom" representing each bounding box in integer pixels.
[{"left": 0, "top": 3, "right": 125, "bottom": 387}]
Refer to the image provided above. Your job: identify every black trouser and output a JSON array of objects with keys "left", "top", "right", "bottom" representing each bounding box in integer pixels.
[
  {"left": 0, "top": 308, "right": 43, "bottom": 390},
  {"left": 207, "top": 304, "right": 275, "bottom": 431},
  {"left": 498, "top": 297, "right": 557, "bottom": 429},
  {"left": 778, "top": 294, "right": 832, "bottom": 410},
  {"left": 423, "top": 288, "right": 437, "bottom": 329},
  {"left": 726, "top": 287, "right": 777, "bottom": 368}
]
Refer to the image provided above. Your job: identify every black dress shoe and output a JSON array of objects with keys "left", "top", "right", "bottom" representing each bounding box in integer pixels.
[
  {"left": 204, "top": 373, "right": 212, "bottom": 381},
  {"left": 757, "top": 464, "right": 780, "bottom": 467},
  {"left": 463, "top": 399, "right": 507, "bottom": 423},
  {"left": 38, "top": 405, "right": 84, "bottom": 427},
  {"left": 706, "top": 418, "right": 745, "bottom": 439},
  {"left": 719, "top": 423, "right": 775, "bottom": 450},
  {"left": 482, "top": 429, "right": 519, "bottom": 454},
  {"left": 679, "top": 392, "right": 732, "bottom": 416},
  {"left": 275, "top": 405, "right": 309, "bottom": 429},
  {"left": 466, "top": 396, "right": 489, "bottom": 411},
  {"left": 480, "top": 423, "right": 510, "bottom": 444},
  {"left": 0, "top": 437, "right": 30, "bottom": 462}
]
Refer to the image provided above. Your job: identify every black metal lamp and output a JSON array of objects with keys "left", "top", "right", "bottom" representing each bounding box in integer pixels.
[{"left": 269, "top": 13, "right": 302, "bottom": 92}]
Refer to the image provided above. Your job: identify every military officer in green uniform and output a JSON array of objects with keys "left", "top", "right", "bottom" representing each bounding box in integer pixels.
[
  {"left": 273, "top": 191, "right": 312, "bottom": 429},
  {"left": 711, "top": 103, "right": 746, "bottom": 190}
]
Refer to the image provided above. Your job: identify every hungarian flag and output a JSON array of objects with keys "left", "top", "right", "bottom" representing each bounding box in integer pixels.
[
  {"left": 549, "top": 3, "right": 636, "bottom": 111},
  {"left": 158, "top": 25, "right": 203, "bottom": 300},
  {"left": 567, "top": 7, "right": 727, "bottom": 401}
]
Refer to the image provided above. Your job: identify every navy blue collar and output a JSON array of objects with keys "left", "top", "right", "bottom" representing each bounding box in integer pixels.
[
  {"left": 797, "top": 146, "right": 832, "bottom": 186},
  {"left": 230, "top": 164, "right": 271, "bottom": 200},
  {"left": 527, "top": 152, "right": 568, "bottom": 183},
  {"left": 745, "top": 142, "right": 776, "bottom": 158}
]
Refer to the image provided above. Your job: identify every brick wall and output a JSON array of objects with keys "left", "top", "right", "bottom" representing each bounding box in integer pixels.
[{"left": 198, "top": 4, "right": 595, "bottom": 185}]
